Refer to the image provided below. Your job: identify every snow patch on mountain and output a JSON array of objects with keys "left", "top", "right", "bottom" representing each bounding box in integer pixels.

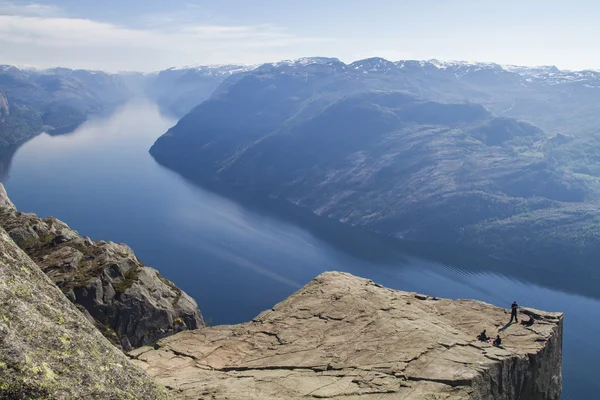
[
  {"left": 265, "top": 57, "right": 342, "bottom": 68},
  {"left": 169, "top": 64, "right": 257, "bottom": 75},
  {"left": 163, "top": 57, "right": 600, "bottom": 87}
]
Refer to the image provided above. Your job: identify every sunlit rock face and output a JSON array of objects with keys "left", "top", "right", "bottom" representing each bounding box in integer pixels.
[
  {"left": 132, "top": 271, "right": 563, "bottom": 400},
  {"left": 0, "top": 223, "right": 170, "bottom": 399}
]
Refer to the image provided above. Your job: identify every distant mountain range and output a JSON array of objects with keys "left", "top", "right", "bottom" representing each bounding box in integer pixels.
[
  {"left": 4, "top": 56, "right": 599, "bottom": 148},
  {"left": 143, "top": 64, "right": 254, "bottom": 117},
  {"left": 2, "top": 56, "right": 600, "bottom": 269},
  {"left": 0, "top": 62, "right": 258, "bottom": 149},
  {"left": 144, "top": 56, "right": 600, "bottom": 134},
  {"left": 0, "top": 66, "right": 131, "bottom": 147},
  {"left": 150, "top": 57, "right": 600, "bottom": 271}
]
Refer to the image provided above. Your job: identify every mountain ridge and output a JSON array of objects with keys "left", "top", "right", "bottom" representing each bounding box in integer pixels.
[
  {"left": 150, "top": 60, "right": 600, "bottom": 271},
  {"left": 0, "top": 65, "right": 132, "bottom": 148},
  {"left": 119, "top": 56, "right": 600, "bottom": 120}
]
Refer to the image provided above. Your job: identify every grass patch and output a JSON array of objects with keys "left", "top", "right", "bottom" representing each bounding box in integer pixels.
[
  {"left": 38, "top": 234, "right": 54, "bottom": 244},
  {"left": 114, "top": 268, "right": 140, "bottom": 294},
  {"left": 19, "top": 233, "right": 56, "bottom": 250},
  {"left": 156, "top": 272, "right": 182, "bottom": 306}
]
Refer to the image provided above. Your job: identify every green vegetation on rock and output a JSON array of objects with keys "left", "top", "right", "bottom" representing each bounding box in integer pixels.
[
  {"left": 0, "top": 183, "right": 204, "bottom": 350},
  {"left": 0, "top": 226, "right": 171, "bottom": 399},
  {"left": 114, "top": 268, "right": 141, "bottom": 293}
]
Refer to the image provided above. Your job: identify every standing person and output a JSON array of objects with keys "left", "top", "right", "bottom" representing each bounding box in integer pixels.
[{"left": 510, "top": 301, "right": 519, "bottom": 323}]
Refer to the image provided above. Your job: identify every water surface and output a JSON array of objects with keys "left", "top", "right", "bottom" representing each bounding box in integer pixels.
[{"left": 2, "top": 101, "right": 597, "bottom": 399}]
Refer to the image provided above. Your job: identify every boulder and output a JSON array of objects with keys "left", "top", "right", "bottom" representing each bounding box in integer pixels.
[{"left": 132, "top": 272, "right": 563, "bottom": 400}]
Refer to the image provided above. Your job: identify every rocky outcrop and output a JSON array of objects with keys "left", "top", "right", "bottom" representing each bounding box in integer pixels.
[
  {"left": 0, "top": 224, "right": 170, "bottom": 399},
  {"left": 132, "top": 272, "right": 563, "bottom": 400},
  {"left": 0, "top": 184, "right": 203, "bottom": 350}
]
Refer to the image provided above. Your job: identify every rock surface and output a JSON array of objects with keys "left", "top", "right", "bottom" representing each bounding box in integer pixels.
[
  {"left": 0, "top": 224, "right": 170, "bottom": 399},
  {"left": 132, "top": 272, "right": 563, "bottom": 400},
  {"left": 0, "top": 183, "right": 203, "bottom": 350}
]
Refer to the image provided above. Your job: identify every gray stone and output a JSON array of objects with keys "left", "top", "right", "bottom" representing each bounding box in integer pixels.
[
  {"left": 7, "top": 226, "right": 39, "bottom": 247},
  {"left": 0, "top": 225, "right": 170, "bottom": 399},
  {"left": 44, "top": 246, "right": 84, "bottom": 271},
  {"left": 0, "top": 183, "right": 14, "bottom": 208},
  {"left": 132, "top": 272, "right": 563, "bottom": 400}
]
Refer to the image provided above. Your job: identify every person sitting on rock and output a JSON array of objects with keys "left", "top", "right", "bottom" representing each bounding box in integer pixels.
[
  {"left": 509, "top": 301, "right": 519, "bottom": 323},
  {"left": 477, "top": 329, "right": 489, "bottom": 341},
  {"left": 521, "top": 315, "right": 535, "bottom": 326},
  {"left": 493, "top": 335, "right": 502, "bottom": 347}
]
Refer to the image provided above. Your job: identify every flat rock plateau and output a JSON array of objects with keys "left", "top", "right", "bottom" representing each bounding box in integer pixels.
[{"left": 131, "top": 272, "right": 563, "bottom": 400}]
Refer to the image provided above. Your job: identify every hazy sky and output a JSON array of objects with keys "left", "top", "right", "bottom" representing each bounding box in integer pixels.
[{"left": 0, "top": 0, "right": 598, "bottom": 71}]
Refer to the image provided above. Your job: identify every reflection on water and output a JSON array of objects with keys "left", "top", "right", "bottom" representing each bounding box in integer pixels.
[{"left": 1, "top": 100, "right": 597, "bottom": 399}]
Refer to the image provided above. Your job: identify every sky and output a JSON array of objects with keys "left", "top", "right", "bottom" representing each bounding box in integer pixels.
[{"left": 0, "top": 0, "right": 599, "bottom": 72}]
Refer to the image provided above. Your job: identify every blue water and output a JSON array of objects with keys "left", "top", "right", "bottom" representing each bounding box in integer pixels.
[{"left": 1, "top": 101, "right": 597, "bottom": 399}]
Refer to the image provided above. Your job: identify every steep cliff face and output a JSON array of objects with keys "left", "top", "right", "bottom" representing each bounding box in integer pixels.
[
  {"left": 0, "top": 91, "right": 41, "bottom": 148},
  {"left": 0, "top": 224, "right": 170, "bottom": 399},
  {"left": 132, "top": 272, "right": 562, "bottom": 400},
  {"left": 0, "top": 184, "right": 203, "bottom": 350}
]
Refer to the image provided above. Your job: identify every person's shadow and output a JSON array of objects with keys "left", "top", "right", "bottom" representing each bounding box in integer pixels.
[{"left": 499, "top": 322, "right": 514, "bottom": 332}]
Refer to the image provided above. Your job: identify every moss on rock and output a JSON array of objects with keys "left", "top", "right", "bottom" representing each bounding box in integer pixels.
[{"left": 0, "top": 227, "right": 171, "bottom": 399}]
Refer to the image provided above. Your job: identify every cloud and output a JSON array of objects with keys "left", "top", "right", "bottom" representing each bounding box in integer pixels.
[
  {"left": 0, "top": 1, "right": 60, "bottom": 17},
  {"left": 0, "top": 15, "right": 326, "bottom": 51},
  {"left": 0, "top": 4, "right": 333, "bottom": 71}
]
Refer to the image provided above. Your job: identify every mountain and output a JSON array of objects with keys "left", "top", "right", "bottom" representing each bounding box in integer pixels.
[
  {"left": 150, "top": 57, "right": 600, "bottom": 270},
  {"left": 437, "top": 61, "right": 600, "bottom": 139},
  {"left": 145, "top": 64, "right": 255, "bottom": 117},
  {"left": 156, "top": 57, "right": 600, "bottom": 135},
  {"left": 0, "top": 90, "right": 41, "bottom": 148},
  {"left": 117, "top": 71, "right": 158, "bottom": 95},
  {"left": 0, "top": 65, "right": 131, "bottom": 148},
  {"left": 136, "top": 56, "right": 600, "bottom": 129}
]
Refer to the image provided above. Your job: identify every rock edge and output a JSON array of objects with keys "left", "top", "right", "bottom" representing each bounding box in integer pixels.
[
  {"left": 0, "top": 183, "right": 203, "bottom": 350},
  {"left": 132, "top": 271, "right": 563, "bottom": 400}
]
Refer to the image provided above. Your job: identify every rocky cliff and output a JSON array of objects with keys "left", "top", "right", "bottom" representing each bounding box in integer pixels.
[
  {"left": 0, "top": 184, "right": 203, "bottom": 350},
  {"left": 0, "top": 222, "right": 170, "bottom": 399},
  {"left": 132, "top": 272, "right": 563, "bottom": 400}
]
